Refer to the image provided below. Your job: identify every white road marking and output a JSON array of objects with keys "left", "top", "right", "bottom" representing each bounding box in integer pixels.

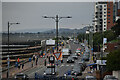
[{"left": 28, "top": 65, "right": 44, "bottom": 76}]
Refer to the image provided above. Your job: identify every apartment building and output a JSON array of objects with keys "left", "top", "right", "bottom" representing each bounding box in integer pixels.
[{"left": 93, "top": 1, "right": 119, "bottom": 33}]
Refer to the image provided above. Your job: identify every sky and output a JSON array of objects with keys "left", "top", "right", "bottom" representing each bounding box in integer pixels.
[{"left": 2, "top": 2, "right": 94, "bottom": 32}]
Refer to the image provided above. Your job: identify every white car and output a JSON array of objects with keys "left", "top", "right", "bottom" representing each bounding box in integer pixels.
[
  {"left": 85, "top": 76, "right": 97, "bottom": 80},
  {"left": 103, "top": 75, "right": 118, "bottom": 80}
]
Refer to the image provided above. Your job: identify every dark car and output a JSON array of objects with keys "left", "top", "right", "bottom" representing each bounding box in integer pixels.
[
  {"left": 69, "top": 50, "right": 72, "bottom": 54},
  {"left": 67, "top": 57, "right": 75, "bottom": 63},
  {"left": 72, "top": 54, "right": 78, "bottom": 59},
  {"left": 78, "top": 62, "right": 87, "bottom": 71},
  {"left": 82, "top": 55, "right": 89, "bottom": 61},
  {"left": 43, "top": 68, "right": 57, "bottom": 75},
  {"left": 14, "top": 73, "right": 29, "bottom": 80}
]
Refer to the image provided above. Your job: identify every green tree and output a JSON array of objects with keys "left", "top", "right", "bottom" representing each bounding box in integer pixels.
[
  {"left": 111, "top": 19, "right": 120, "bottom": 36},
  {"left": 104, "top": 30, "right": 116, "bottom": 42},
  {"left": 93, "top": 32, "right": 103, "bottom": 45},
  {"left": 77, "top": 33, "right": 85, "bottom": 42},
  {"left": 106, "top": 49, "right": 120, "bottom": 71}
]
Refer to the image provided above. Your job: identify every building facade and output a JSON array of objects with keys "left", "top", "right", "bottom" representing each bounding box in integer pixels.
[{"left": 93, "top": 1, "right": 119, "bottom": 33}]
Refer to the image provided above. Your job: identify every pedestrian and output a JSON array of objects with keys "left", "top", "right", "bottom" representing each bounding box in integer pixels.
[
  {"left": 36, "top": 56, "right": 38, "bottom": 65},
  {"left": 31, "top": 60, "right": 33, "bottom": 67},
  {"left": 18, "top": 64, "right": 20, "bottom": 69},
  {"left": 44, "top": 58, "right": 46, "bottom": 66},
  {"left": 22, "top": 63, "right": 24, "bottom": 69},
  {"left": 33, "top": 54, "right": 35, "bottom": 59}
]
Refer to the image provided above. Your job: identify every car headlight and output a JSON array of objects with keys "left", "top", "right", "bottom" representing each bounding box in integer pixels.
[
  {"left": 14, "top": 76, "right": 16, "bottom": 79},
  {"left": 23, "top": 75, "right": 26, "bottom": 78},
  {"left": 52, "top": 73, "right": 55, "bottom": 74}
]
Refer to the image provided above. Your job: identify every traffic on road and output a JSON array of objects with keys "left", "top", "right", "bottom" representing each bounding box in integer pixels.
[{"left": 9, "top": 40, "right": 97, "bottom": 80}]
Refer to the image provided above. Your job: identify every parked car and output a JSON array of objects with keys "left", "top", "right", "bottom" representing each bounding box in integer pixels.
[
  {"left": 14, "top": 73, "right": 29, "bottom": 80},
  {"left": 103, "top": 75, "right": 118, "bottom": 80},
  {"left": 85, "top": 76, "right": 97, "bottom": 80},
  {"left": 78, "top": 61, "right": 87, "bottom": 71},
  {"left": 67, "top": 56, "right": 75, "bottom": 63},
  {"left": 71, "top": 63, "right": 82, "bottom": 76},
  {"left": 82, "top": 55, "right": 89, "bottom": 61}
]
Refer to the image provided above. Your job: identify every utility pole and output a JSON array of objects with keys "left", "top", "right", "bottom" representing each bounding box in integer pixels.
[
  {"left": 43, "top": 15, "right": 72, "bottom": 52},
  {"left": 7, "top": 22, "right": 20, "bottom": 78}
]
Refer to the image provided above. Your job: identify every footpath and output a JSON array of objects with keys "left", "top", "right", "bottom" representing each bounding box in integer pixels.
[
  {"left": 2, "top": 57, "right": 44, "bottom": 78},
  {"left": 81, "top": 46, "right": 96, "bottom": 78}
]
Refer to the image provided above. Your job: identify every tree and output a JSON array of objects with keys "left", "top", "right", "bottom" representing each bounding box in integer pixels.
[
  {"left": 77, "top": 33, "right": 85, "bottom": 42},
  {"left": 104, "top": 30, "right": 116, "bottom": 42},
  {"left": 106, "top": 49, "right": 120, "bottom": 71},
  {"left": 111, "top": 19, "right": 120, "bottom": 36}
]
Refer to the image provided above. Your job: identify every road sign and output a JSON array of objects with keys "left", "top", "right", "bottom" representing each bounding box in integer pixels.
[{"left": 53, "top": 52, "right": 62, "bottom": 60}]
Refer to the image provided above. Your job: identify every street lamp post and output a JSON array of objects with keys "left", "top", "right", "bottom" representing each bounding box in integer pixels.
[
  {"left": 43, "top": 15, "right": 72, "bottom": 52},
  {"left": 7, "top": 21, "right": 20, "bottom": 78}
]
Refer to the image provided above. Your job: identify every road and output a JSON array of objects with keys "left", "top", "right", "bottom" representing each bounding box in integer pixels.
[
  {"left": 20, "top": 41, "right": 84, "bottom": 78},
  {"left": 17, "top": 40, "right": 95, "bottom": 80}
]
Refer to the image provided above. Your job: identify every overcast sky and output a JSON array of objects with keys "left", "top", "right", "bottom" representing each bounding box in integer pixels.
[{"left": 2, "top": 2, "right": 94, "bottom": 32}]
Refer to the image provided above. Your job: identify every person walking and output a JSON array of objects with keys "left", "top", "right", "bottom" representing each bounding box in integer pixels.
[
  {"left": 22, "top": 63, "right": 24, "bottom": 70},
  {"left": 31, "top": 60, "right": 33, "bottom": 67},
  {"left": 35, "top": 56, "right": 38, "bottom": 65},
  {"left": 18, "top": 64, "right": 20, "bottom": 69},
  {"left": 44, "top": 58, "right": 46, "bottom": 66}
]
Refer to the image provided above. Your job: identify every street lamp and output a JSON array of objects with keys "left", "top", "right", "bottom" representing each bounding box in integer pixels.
[
  {"left": 7, "top": 21, "right": 20, "bottom": 78},
  {"left": 43, "top": 15, "right": 72, "bottom": 52}
]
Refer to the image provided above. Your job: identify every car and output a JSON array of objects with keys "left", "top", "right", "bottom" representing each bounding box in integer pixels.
[
  {"left": 43, "top": 67, "right": 57, "bottom": 75},
  {"left": 78, "top": 61, "right": 87, "bottom": 71},
  {"left": 83, "top": 52, "right": 90, "bottom": 57},
  {"left": 85, "top": 76, "right": 97, "bottom": 80},
  {"left": 67, "top": 57, "right": 75, "bottom": 63},
  {"left": 14, "top": 73, "right": 29, "bottom": 80},
  {"left": 74, "top": 41, "right": 79, "bottom": 44},
  {"left": 75, "top": 50, "right": 81, "bottom": 56},
  {"left": 75, "top": 50, "right": 80, "bottom": 53},
  {"left": 69, "top": 50, "right": 72, "bottom": 54},
  {"left": 82, "top": 55, "right": 89, "bottom": 61},
  {"left": 72, "top": 54, "right": 78, "bottom": 59},
  {"left": 81, "top": 43, "right": 85, "bottom": 47},
  {"left": 77, "top": 48, "right": 81, "bottom": 51},
  {"left": 71, "top": 63, "right": 82, "bottom": 76},
  {"left": 103, "top": 75, "right": 118, "bottom": 80}
]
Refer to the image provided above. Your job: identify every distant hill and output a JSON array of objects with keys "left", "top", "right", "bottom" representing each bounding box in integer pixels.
[{"left": 43, "top": 27, "right": 88, "bottom": 34}]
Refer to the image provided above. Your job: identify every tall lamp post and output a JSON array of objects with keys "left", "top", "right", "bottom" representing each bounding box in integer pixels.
[
  {"left": 7, "top": 21, "right": 20, "bottom": 78},
  {"left": 43, "top": 15, "right": 72, "bottom": 52}
]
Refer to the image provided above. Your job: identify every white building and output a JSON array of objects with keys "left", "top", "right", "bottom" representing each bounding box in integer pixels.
[{"left": 93, "top": 1, "right": 118, "bottom": 33}]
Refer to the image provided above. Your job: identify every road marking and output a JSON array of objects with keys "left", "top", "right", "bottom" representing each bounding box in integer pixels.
[
  {"left": 28, "top": 65, "right": 44, "bottom": 76},
  {"left": 71, "top": 64, "right": 74, "bottom": 66},
  {"left": 66, "top": 64, "right": 69, "bottom": 66},
  {"left": 60, "top": 64, "right": 64, "bottom": 67}
]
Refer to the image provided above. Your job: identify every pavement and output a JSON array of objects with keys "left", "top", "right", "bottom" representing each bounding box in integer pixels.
[{"left": 2, "top": 57, "right": 44, "bottom": 78}]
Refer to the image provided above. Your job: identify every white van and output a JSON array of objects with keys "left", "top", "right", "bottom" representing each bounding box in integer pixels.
[{"left": 62, "top": 48, "right": 70, "bottom": 58}]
